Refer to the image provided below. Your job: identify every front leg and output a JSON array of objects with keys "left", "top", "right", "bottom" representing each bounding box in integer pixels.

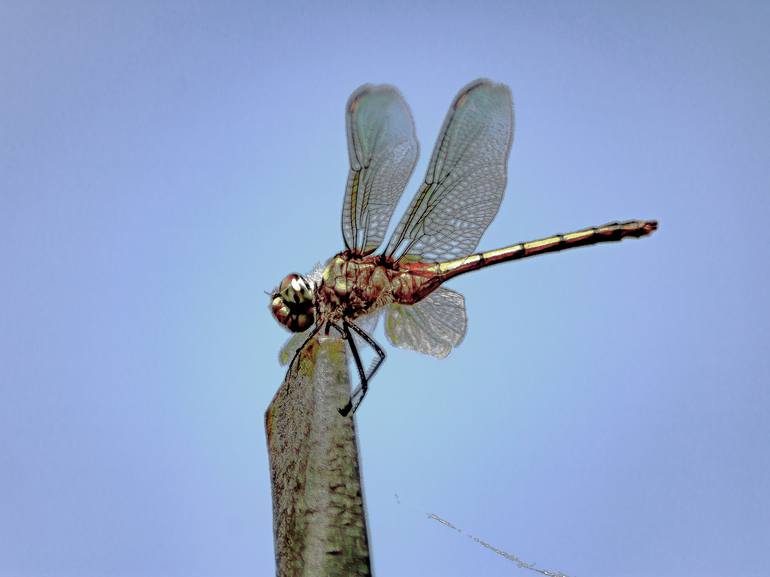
[{"left": 287, "top": 322, "right": 323, "bottom": 375}]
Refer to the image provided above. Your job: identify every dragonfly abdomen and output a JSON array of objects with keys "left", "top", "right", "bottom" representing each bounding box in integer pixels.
[{"left": 429, "top": 220, "right": 658, "bottom": 281}]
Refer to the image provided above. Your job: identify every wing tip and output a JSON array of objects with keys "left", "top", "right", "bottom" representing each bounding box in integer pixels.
[
  {"left": 348, "top": 83, "right": 405, "bottom": 107},
  {"left": 454, "top": 78, "right": 512, "bottom": 109}
]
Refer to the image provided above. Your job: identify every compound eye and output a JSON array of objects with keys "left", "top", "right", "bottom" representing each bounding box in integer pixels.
[
  {"left": 271, "top": 296, "right": 290, "bottom": 322},
  {"left": 278, "top": 273, "right": 301, "bottom": 294},
  {"left": 279, "top": 273, "right": 313, "bottom": 305},
  {"left": 270, "top": 273, "right": 316, "bottom": 332}
]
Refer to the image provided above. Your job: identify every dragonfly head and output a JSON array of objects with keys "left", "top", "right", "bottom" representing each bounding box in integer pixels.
[{"left": 270, "top": 273, "right": 316, "bottom": 332}]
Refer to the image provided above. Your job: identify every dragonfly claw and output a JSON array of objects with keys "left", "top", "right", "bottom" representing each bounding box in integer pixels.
[{"left": 338, "top": 400, "right": 353, "bottom": 417}]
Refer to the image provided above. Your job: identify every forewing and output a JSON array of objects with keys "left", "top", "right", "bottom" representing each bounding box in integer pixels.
[
  {"left": 385, "top": 287, "right": 467, "bottom": 358},
  {"left": 342, "top": 85, "right": 419, "bottom": 255},
  {"left": 386, "top": 80, "right": 513, "bottom": 262}
]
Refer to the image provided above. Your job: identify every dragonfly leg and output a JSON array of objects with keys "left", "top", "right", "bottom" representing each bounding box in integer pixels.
[
  {"left": 287, "top": 322, "right": 323, "bottom": 375},
  {"left": 339, "top": 320, "right": 386, "bottom": 416},
  {"left": 337, "top": 321, "right": 369, "bottom": 417}
]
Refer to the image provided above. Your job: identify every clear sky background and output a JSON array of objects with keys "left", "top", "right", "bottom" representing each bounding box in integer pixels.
[{"left": 1, "top": 2, "right": 768, "bottom": 576}]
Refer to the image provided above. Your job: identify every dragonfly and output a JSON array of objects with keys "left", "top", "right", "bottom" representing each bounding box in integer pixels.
[{"left": 270, "top": 79, "right": 657, "bottom": 416}]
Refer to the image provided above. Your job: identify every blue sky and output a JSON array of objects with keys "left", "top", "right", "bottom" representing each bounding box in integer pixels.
[{"left": 1, "top": 1, "right": 769, "bottom": 576}]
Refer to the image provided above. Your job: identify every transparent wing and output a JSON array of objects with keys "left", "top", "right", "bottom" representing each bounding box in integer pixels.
[
  {"left": 386, "top": 79, "right": 514, "bottom": 262},
  {"left": 384, "top": 287, "right": 467, "bottom": 358},
  {"left": 342, "top": 84, "right": 419, "bottom": 255},
  {"left": 355, "top": 309, "right": 381, "bottom": 334}
]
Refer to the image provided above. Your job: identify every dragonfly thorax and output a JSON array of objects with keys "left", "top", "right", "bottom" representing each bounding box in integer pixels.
[
  {"left": 315, "top": 252, "right": 437, "bottom": 323},
  {"left": 270, "top": 273, "right": 316, "bottom": 332}
]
